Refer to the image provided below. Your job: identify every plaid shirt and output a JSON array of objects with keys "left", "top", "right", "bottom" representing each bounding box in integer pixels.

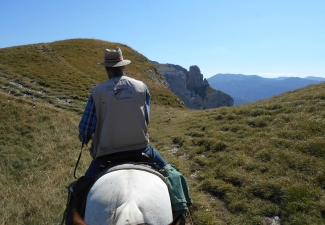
[{"left": 78, "top": 84, "right": 151, "bottom": 144}]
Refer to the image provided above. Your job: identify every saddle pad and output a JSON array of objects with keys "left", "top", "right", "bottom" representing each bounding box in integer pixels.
[{"left": 98, "top": 163, "right": 168, "bottom": 185}]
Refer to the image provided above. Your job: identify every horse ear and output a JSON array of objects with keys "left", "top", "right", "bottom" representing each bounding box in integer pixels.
[
  {"left": 168, "top": 213, "right": 186, "bottom": 225},
  {"left": 73, "top": 211, "right": 87, "bottom": 225}
]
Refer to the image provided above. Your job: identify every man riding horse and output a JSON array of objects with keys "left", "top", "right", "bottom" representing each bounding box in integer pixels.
[{"left": 63, "top": 48, "right": 192, "bottom": 224}]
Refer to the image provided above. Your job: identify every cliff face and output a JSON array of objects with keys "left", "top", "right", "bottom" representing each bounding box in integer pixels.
[{"left": 152, "top": 62, "right": 234, "bottom": 109}]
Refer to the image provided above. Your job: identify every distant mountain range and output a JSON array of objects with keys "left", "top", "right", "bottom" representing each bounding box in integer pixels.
[{"left": 207, "top": 74, "right": 325, "bottom": 105}]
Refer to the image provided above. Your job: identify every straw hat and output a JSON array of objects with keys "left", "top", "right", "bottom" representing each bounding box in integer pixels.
[{"left": 98, "top": 48, "right": 131, "bottom": 67}]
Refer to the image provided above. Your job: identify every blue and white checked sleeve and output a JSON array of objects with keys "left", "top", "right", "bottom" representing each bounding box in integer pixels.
[
  {"left": 78, "top": 95, "right": 97, "bottom": 144},
  {"left": 144, "top": 84, "right": 150, "bottom": 125}
]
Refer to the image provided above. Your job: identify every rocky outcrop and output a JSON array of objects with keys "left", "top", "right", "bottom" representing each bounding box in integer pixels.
[
  {"left": 187, "top": 66, "right": 204, "bottom": 88},
  {"left": 153, "top": 63, "right": 190, "bottom": 96},
  {"left": 263, "top": 216, "right": 281, "bottom": 225},
  {"left": 152, "top": 62, "right": 234, "bottom": 109}
]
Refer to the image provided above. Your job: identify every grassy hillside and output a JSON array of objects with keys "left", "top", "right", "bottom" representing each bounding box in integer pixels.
[
  {"left": 151, "top": 84, "right": 325, "bottom": 224},
  {"left": 1, "top": 39, "right": 325, "bottom": 225},
  {"left": 0, "top": 92, "right": 82, "bottom": 224},
  {"left": 0, "top": 38, "right": 183, "bottom": 114}
]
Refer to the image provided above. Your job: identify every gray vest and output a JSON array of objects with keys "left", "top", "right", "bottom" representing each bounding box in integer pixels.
[{"left": 90, "top": 75, "right": 149, "bottom": 158}]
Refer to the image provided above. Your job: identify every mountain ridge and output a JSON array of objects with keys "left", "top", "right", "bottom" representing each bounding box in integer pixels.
[
  {"left": 0, "top": 38, "right": 184, "bottom": 113},
  {"left": 208, "top": 73, "right": 325, "bottom": 105}
]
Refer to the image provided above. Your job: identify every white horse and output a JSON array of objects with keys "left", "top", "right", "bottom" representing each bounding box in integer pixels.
[{"left": 73, "top": 164, "right": 182, "bottom": 225}]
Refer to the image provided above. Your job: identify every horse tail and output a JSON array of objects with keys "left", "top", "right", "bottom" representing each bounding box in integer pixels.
[{"left": 109, "top": 200, "right": 145, "bottom": 225}]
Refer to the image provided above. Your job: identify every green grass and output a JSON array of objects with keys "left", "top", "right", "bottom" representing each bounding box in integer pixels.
[
  {"left": 1, "top": 39, "right": 325, "bottom": 224},
  {"left": 0, "top": 39, "right": 183, "bottom": 114},
  {"left": 148, "top": 84, "right": 325, "bottom": 225},
  {"left": 0, "top": 92, "right": 84, "bottom": 224}
]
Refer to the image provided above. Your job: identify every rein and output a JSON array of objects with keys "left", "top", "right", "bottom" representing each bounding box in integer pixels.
[
  {"left": 61, "top": 143, "right": 88, "bottom": 225},
  {"left": 74, "top": 143, "right": 86, "bottom": 179}
]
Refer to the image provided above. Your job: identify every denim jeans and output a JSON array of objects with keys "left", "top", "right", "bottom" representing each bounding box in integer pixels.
[{"left": 84, "top": 144, "right": 168, "bottom": 177}]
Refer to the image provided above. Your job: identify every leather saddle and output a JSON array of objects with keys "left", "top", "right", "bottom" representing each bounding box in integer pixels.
[{"left": 99, "top": 151, "right": 150, "bottom": 165}]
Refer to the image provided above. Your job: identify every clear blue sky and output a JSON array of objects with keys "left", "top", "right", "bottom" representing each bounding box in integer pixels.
[{"left": 1, "top": 0, "right": 324, "bottom": 79}]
